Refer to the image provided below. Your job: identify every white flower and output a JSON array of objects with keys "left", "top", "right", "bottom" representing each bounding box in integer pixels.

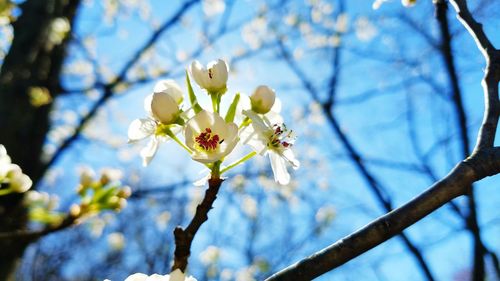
[
  {"left": 190, "top": 59, "right": 228, "bottom": 94},
  {"left": 250, "top": 85, "right": 276, "bottom": 114},
  {"left": 200, "top": 245, "right": 220, "bottom": 265},
  {"left": 4, "top": 165, "right": 32, "bottom": 193},
  {"left": 402, "top": 0, "right": 416, "bottom": 7},
  {"left": 128, "top": 80, "right": 184, "bottom": 166},
  {"left": 107, "top": 232, "right": 125, "bottom": 251},
  {"left": 0, "top": 145, "right": 32, "bottom": 193},
  {"left": 147, "top": 91, "right": 180, "bottom": 124},
  {"left": 123, "top": 269, "right": 197, "bottom": 281},
  {"left": 153, "top": 79, "right": 184, "bottom": 105},
  {"left": 78, "top": 166, "right": 95, "bottom": 186},
  {"left": 240, "top": 111, "right": 300, "bottom": 185},
  {"left": 185, "top": 110, "right": 238, "bottom": 163}
]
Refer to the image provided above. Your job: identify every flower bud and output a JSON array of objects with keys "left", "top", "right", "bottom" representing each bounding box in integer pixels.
[
  {"left": 6, "top": 165, "right": 32, "bottom": 193},
  {"left": 250, "top": 85, "right": 276, "bottom": 114},
  {"left": 117, "top": 186, "right": 132, "bottom": 199},
  {"left": 70, "top": 203, "right": 82, "bottom": 217},
  {"left": 146, "top": 92, "right": 179, "bottom": 124},
  {"left": 79, "top": 166, "right": 95, "bottom": 187},
  {"left": 190, "top": 59, "right": 228, "bottom": 94},
  {"left": 153, "top": 79, "right": 184, "bottom": 105}
]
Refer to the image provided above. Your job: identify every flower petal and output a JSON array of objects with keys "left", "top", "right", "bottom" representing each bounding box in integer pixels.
[
  {"left": 282, "top": 149, "right": 300, "bottom": 169},
  {"left": 154, "top": 79, "right": 184, "bottom": 105},
  {"left": 239, "top": 125, "right": 268, "bottom": 155},
  {"left": 128, "top": 118, "right": 155, "bottom": 142},
  {"left": 190, "top": 60, "right": 206, "bottom": 89},
  {"left": 124, "top": 273, "right": 149, "bottom": 281},
  {"left": 144, "top": 94, "right": 154, "bottom": 116},
  {"left": 269, "top": 151, "right": 290, "bottom": 185},
  {"left": 151, "top": 92, "right": 179, "bottom": 124},
  {"left": 140, "top": 137, "right": 160, "bottom": 166},
  {"left": 169, "top": 269, "right": 186, "bottom": 281},
  {"left": 146, "top": 274, "right": 168, "bottom": 281}
]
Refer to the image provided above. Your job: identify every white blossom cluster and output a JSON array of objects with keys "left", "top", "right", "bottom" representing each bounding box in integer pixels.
[
  {"left": 0, "top": 144, "right": 32, "bottom": 195},
  {"left": 128, "top": 59, "right": 300, "bottom": 185}
]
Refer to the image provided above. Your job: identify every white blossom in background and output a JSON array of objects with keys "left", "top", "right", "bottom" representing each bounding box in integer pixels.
[
  {"left": 0, "top": 145, "right": 32, "bottom": 194},
  {"left": 190, "top": 59, "right": 228, "bottom": 94},
  {"left": 48, "top": 17, "right": 70, "bottom": 45},
  {"left": 202, "top": 0, "right": 225, "bottom": 17},
  {"left": 155, "top": 211, "right": 171, "bottom": 231},
  {"left": 336, "top": 13, "right": 349, "bottom": 33},
  {"left": 402, "top": 0, "right": 417, "bottom": 7},
  {"left": 242, "top": 195, "right": 258, "bottom": 218},
  {"left": 355, "top": 16, "right": 378, "bottom": 42},
  {"left": 107, "top": 232, "right": 125, "bottom": 251},
  {"left": 123, "top": 269, "right": 197, "bottom": 281},
  {"left": 241, "top": 17, "right": 268, "bottom": 50},
  {"left": 372, "top": 0, "right": 389, "bottom": 10},
  {"left": 315, "top": 205, "right": 336, "bottom": 225},
  {"left": 199, "top": 245, "right": 221, "bottom": 265},
  {"left": 184, "top": 110, "right": 238, "bottom": 163}
]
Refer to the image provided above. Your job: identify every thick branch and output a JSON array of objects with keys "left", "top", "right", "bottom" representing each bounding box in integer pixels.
[
  {"left": 171, "top": 177, "right": 223, "bottom": 272},
  {"left": 266, "top": 148, "right": 500, "bottom": 281}
]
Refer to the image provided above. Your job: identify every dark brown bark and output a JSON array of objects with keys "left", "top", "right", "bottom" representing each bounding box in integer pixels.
[{"left": 172, "top": 177, "right": 223, "bottom": 273}]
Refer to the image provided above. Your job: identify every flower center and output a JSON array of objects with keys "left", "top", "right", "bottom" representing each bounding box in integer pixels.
[
  {"left": 268, "top": 124, "right": 294, "bottom": 149},
  {"left": 195, "top": 128, "right": 221, "bottom": 151}
]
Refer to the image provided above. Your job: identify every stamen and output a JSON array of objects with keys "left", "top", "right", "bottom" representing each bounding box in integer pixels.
[
  {"left": 195, "top": 128, "right": 220, "bottom": 151},
  {"left": 268, "top": 124, "right": 295, "bottom": 149},
  {"left": 208, "top": 68, "right": 213, "bottom": 79}
]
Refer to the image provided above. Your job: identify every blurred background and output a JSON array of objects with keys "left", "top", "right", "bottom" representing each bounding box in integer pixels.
[{"left": 0, "top": 0, "right": 499, "bottom": 280}]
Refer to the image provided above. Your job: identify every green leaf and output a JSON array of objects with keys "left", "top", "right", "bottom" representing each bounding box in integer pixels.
[
  {"left": 92, "top": 186, "right": 117, "bottom": 204},
  {"left": 186, "top": 70, "right": 202, "bottom": 113},
  {"left": 225, "top": 93, "right": 240, "bottom": 123}
]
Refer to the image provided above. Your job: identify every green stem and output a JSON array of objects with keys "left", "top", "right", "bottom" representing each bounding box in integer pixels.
[
  {"left": 165, "top": 128, "right": 192, "bottom": 154},
  {"left": 211, "top": 93, "right": 219, "bottom": 114},
  {"left": 0, "top": 188, "right": 13, "bottom": 196},
  {"left": 239, "top": 117, "right": 251, "bottom": 129},
  {"left": 220, "top": 151, "right": 257, "bottom": 174},
  {"left": 211, "top": 161, "right": 221, "bottom": 179}
]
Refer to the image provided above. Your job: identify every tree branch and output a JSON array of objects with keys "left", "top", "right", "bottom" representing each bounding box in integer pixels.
[
  {"left": 266, "top": 148, "right": 500, "bottom": 280},
  {"left": 171, "top": 177, "right": 223, "bottom": 272},
  {"left": 277, "top": 39, "right": 436, "bottom": 280},
  {"left": 449, "top": 0, "right": 500, "bottom": 151},
  {"left": 434, "top": 1, "right": 488, "bottom": 279}
]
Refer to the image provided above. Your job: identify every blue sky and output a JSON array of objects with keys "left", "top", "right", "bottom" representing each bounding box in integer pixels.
[{"left": 21, "top": 0, "right": 500, "bottom": 280}]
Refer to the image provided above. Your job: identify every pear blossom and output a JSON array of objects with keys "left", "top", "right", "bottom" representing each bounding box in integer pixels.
[
  {"left": 128, "top": 80, "right": 184, "bottom": 166},
  {"left": 0, "top": 145, "right": 32, "bottom": 193},
  {"left": 184, "top": 110, "right": 238, "bottom": 163},
  {"left": 250, "top": 85, "right": 276, "bottom": 114},
  {"left": 190, "top": 59, "right": 228, "bottom": 94},
  {"left": 124, "top": 269, "right": 197, "bottom": 281},
  {"left": 240, "top": 111, "right": 300, "bottom": 185}
]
